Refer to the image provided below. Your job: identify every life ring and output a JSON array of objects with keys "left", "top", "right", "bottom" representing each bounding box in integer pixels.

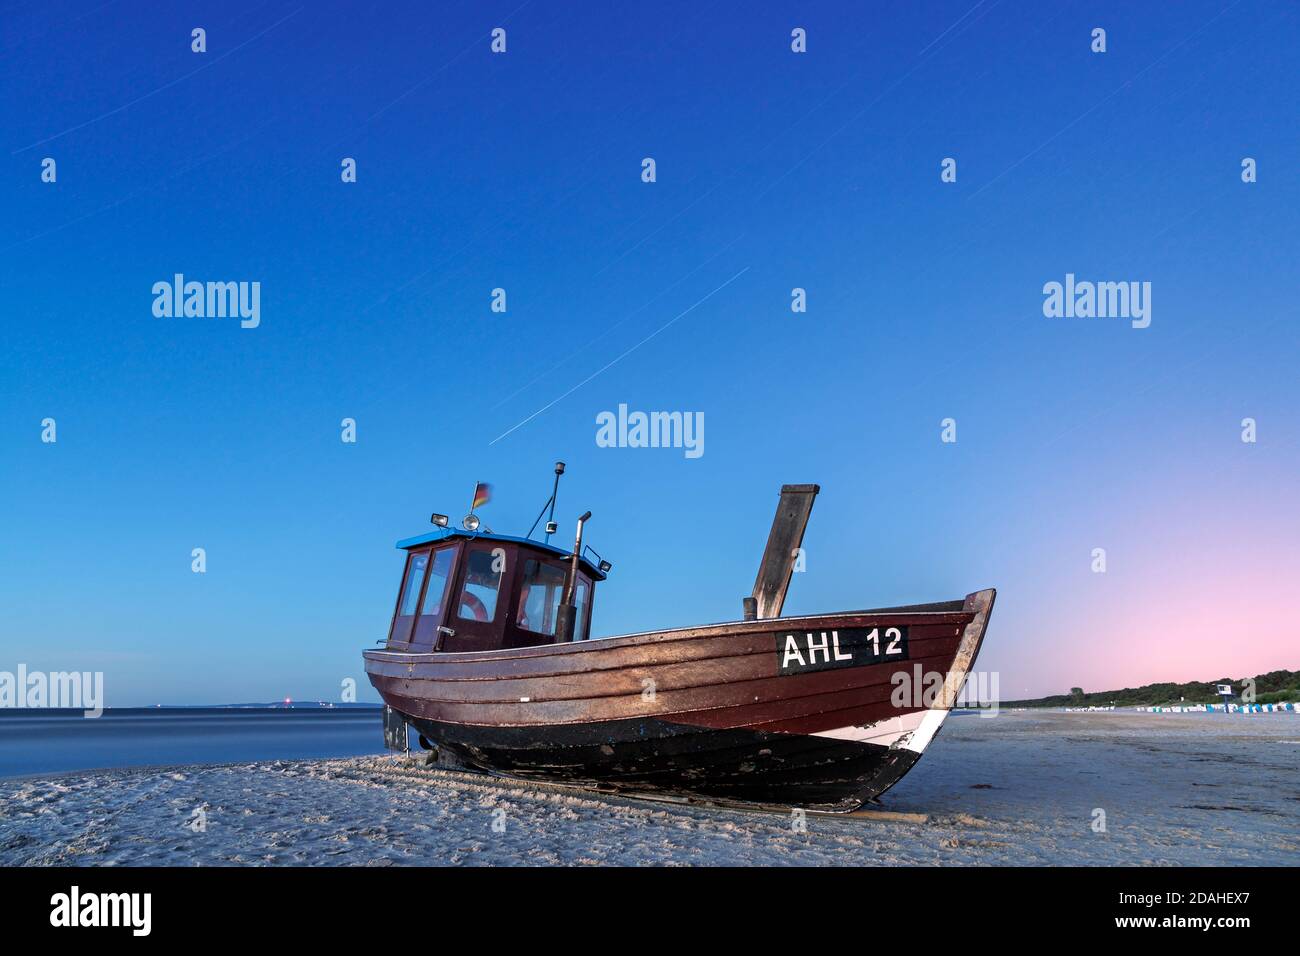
[{"left": 460, "top": 591, "right": 489, "bottom": 622}]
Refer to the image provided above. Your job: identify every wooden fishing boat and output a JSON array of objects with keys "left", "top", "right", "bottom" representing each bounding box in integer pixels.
[{"left": 363, "top": 474, "right": 995, "bottom": 811}]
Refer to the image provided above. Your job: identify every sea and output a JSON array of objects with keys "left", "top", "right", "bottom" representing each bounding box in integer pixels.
[{"left": 0, "top": 706, "right": 387, "bottom": 778}]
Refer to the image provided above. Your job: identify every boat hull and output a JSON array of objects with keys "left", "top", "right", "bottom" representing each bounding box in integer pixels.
[
  {"left": 364, "top": 590, "right": 994, "bottom": 811},
  {"left": 407, "top": 713, "right": 923, "bottom": 811}
]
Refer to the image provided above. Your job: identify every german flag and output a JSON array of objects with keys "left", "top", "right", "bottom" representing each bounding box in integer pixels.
[{"left": 472, "top": 482, "right": 492, "bottom": 510}]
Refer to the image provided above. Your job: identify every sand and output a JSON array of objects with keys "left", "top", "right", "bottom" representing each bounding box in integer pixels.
[{"left": 2, "top": 711, "right": 1297, "bottom": 866}]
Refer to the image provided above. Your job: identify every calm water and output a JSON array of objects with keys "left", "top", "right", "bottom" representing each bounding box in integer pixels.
[{"left": 0, "top": 707, "right": 387, "bottom": 778}]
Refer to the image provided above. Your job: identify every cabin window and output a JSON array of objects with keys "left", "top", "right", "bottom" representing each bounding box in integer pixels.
[
  {"left": 456, "top": 548, "right": 503, "bottom": 623},
  {"left": 391, "top": 550, "right": 430, "bottom": 642},
  {"left": 515, "top": 560, "right": 567, "bottom": 635},
  {"left": 515, "top": 562, "right": 593, "bottom": 641},
  {"left": 412, "top": 546, "right": 457, "bottom": 644},
  {"left": 400, "top": 552, "right": 428, "bottom": 616}
]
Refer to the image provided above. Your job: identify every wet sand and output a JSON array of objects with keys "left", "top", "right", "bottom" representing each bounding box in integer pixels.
[{"left": 2, "top": 711, "right": 1297, "bottom": 865}]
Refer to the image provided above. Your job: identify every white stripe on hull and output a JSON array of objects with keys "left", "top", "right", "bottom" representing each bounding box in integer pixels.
[
  {"left": 901, "top": 707, "right": 950, "bottom": 753},
  {"left": 810, "top": 706, "right": 952, "bottom": 753}
]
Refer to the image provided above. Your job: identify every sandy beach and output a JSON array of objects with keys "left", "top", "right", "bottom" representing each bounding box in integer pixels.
[{"left": 2, "top": 711, "right": 1297, "bottom": 866}]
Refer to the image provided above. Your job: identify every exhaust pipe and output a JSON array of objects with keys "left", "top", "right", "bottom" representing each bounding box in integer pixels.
[{"left": 556, "top": 511, "right": 592, "bottom": 643}]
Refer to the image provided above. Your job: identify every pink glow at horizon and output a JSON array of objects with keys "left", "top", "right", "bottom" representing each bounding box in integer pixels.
[{"left": 985, "top": 517, "right": 1298, "bottom": 699}]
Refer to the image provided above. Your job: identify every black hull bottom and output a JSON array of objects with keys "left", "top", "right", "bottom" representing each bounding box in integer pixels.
[{"left": 405, "top": 714, "right": 922, "bottom": 812}]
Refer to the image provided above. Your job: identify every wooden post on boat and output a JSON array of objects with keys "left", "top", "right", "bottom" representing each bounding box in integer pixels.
[{"left": 750, "top": 484, "right": 819, "bottom": 619}]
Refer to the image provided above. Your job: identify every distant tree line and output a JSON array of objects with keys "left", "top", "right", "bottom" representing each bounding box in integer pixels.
[{"left": 1005, "top": 670, "right": 1300, "bottom": 708}]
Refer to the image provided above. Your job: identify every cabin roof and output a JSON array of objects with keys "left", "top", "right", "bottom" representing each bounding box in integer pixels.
[{"left": 396, "top": 529, "right": 608, "bottom": 581}]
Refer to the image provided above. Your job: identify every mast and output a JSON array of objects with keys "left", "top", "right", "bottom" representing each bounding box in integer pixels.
[
  {"left": 545, "top": 461, "right": 564, "bottom": 544},
  {"left": 526, "top": 461, "right": 566, "bottom": 542}
]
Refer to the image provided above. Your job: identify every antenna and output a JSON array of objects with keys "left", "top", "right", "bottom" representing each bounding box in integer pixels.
[
  {"left": 526, "top": 461, "right": 566, "bottom": 541},
  {"left": 546, "top": 461, "right": 564, "bottom": 543}
]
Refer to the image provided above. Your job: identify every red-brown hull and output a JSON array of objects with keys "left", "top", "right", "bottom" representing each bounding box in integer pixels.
[{"left": 364, "top": 590, "right": 994, "bottom": 810}]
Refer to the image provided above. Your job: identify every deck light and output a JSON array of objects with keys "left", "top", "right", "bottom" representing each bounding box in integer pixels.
[
  {"left": 462, "top": 514, "right": 481, "bottom": 532},
  {"left": 582, "top": 543, "right": 612, "bottom": 575},
  {"left": 545, "top": 520, "right": 558, "bottom": 535},
  {"left": 430, "top": 513, "right": 449, "bottom": 527}
]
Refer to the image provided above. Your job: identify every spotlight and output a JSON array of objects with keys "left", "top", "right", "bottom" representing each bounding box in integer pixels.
[{"left": 462, "top": 514, "right": 481, "bottom": 532}]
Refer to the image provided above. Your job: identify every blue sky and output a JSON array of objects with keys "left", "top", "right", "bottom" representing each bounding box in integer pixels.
[{"left": 3, "top": 0, "right": 1297, "bottom": 704}]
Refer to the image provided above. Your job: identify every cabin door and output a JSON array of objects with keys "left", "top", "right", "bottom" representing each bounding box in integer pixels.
[
  {"left": 440, "top": 543, "right": 517, "bottom": 652},
  {"left": 410, "top": 544, "right": 459, "bottom": 647}
]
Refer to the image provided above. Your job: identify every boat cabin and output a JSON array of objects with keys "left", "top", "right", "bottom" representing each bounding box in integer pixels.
[{"left": 384, "top": 529, "right": 608, "bottom": 653}]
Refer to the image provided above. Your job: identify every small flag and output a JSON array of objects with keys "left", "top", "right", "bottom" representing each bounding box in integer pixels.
[{"left": 472, "top": 482, "right": 492, "bottom": 510}]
